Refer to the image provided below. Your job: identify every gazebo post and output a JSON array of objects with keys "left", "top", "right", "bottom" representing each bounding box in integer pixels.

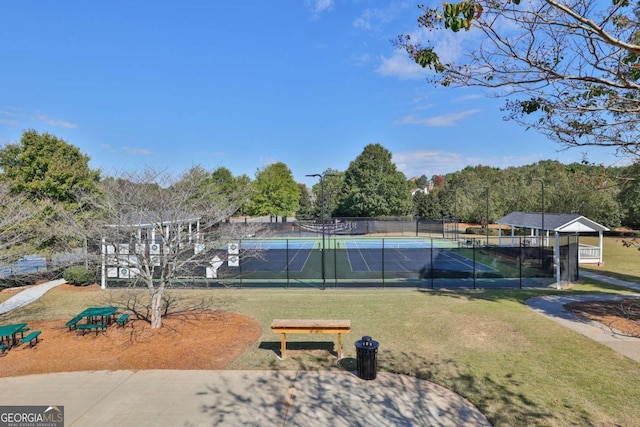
[
  {"left": 554, "top": 232, "right": 561, "bottom": 289},
  {"left": 599, "top": 231, "right": 604, "bottom": 265}
]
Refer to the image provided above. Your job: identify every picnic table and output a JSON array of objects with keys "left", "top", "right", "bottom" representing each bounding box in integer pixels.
[
  {"left": 77, "top": 306, "right": 119, "bottom": 325},
  {"left": 0, "top": 323, "right": 28, "bottom": 348},
  {"left": 68, "top": 306, "right": 119, "bottom": 334}
]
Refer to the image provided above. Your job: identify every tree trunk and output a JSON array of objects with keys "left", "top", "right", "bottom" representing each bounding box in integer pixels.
[{"left": 150, "top": 291, "right": 163, "bottom": 329}]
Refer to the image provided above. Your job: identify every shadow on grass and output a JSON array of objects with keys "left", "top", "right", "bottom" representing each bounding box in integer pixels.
[
  {"left": 381, "top": 350, "right": 598, "bottom": 427},
  {"left": 259, "top": 340, "right": 337, "bottom": 359}
]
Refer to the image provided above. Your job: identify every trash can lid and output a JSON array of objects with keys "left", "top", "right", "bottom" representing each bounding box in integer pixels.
[{"left": 355, "top": 336, "right": 379, "bottom": 349}]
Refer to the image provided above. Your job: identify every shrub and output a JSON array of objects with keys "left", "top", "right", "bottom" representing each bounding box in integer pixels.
[
  {"left": 465, "top": 227, "right": 499, "bottom": 236},
  {"left": 63, "top": 266, "right": 95, "bottom": 286}
]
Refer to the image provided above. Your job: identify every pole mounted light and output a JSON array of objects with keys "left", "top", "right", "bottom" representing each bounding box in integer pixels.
[
  {"left": 531, "top": 178, "right": 545, "bottom": 265},
  {"left": 306, "top": 172, "right": 339, "bottom": 289},
  {"left": 480, "top": 186, "right": 489, "bottom": 246}
]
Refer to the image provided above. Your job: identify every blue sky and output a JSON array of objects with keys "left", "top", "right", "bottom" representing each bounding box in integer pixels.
[{"left": 0, "top": 1, "right": 627, "bottom": 187}]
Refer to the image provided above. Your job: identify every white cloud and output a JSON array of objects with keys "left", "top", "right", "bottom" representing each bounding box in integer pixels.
[
  {"left": 307, "top": 0, "right": 333, "bottom": 13},
  {"left": 34, "top": 114, "right": 78, "bottom": 129},
  {"left": 393, "top": 149, "right": 546, "bottom": 179},
  {"left": 0, "top": 118, "right": 18, "bottom": 125},
  {"left": 0, "top": 108, "right": 78, "bottom": 129},
  {"left": 376, "top": 51, "right": 429, "bottom": 80},
  {"left": 348, "top": 53, "right": 373, "bottom": 66},
  {"left": 395, "top": 109, "right": 481, "bottom": 127},
  {"left": 377, "top": 20, "right": 478, "bottom": 80},
  {"left": 353, "top": 1, "right": 411, "bottom": 31},
  {"left": 123, "top": 147, "right": 154, "bottom": 156},
  {"left": 353, "top": 8, "right": 388, "bottom": 30}
]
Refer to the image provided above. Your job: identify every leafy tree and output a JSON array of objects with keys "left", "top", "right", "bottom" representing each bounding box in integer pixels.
[
  {"left": 397, "top": 1, "right": 640, "bottom": 158},
  {"left": 0, "top": 130, "right": 100, "bottom": 205},
  {"left": 414, "top": 191, "right": 443, "bottom": 219},
  {"left": 336, "top": 144, "right": 413, "bottom": 217},
  {"left": 183, "top": 166, "right": 251, "bottom": 217},
  {"left": 619, "top": 163, "right": 640, "bottom": 228},
  {"left": 437, "top": 161, "right": 622, "bottom": 228},
  {"left": 245, "top": 162, "right": 299, "bottom": 218},
  {"left": 309, "top": 168, "right": 344, "bottom": 219},
  {"left": 0, "top": 130, "right": 101, "bottom": 265},
  {"left": 296, "top": 183, "right": 314, "bottom": 219},
  {"left": 414, "top": 175, "right": 429, "bottom": 188}
]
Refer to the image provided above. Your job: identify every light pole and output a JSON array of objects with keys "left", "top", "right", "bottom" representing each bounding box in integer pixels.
[
  {"left": 306, "top": 173, "right": 338, "bottom": 289},
  {"left": 531, "top": 178, "right": 545, "bottom": 263},
  {"left": 480, "top": 186, "right": 489, "bottom": 245}
]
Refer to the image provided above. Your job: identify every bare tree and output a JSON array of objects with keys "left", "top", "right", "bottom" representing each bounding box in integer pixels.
[
  {"left": 94, "top": 167, "right": 254, "bottom": 329},
  {"left": 397, "top": 0, "right": 640, "bottom": 159}
]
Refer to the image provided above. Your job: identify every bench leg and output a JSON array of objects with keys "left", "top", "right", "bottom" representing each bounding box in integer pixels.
[
  {"left": 280, "top": 333, "right": 287, "bottom": 359},
  {"left": 337, "top": 333, "right": 343, "bottom": 359}
]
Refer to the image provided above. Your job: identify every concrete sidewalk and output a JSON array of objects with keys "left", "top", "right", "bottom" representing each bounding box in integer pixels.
[
  {"left": 0, "top": 279, "right": 66, "bottom": 315},
  {"left": 0, "top": 370, "right": 491, "bottom": 427},
  {"left": 526, "top": 269, "right": 640, "bottom": 363},
  {"left": 526, "top": 293, "right": 640, "bottom": 363}
]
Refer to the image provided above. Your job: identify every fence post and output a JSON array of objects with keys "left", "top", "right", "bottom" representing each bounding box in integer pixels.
[
  {"left": 473, "top": 241, "right": 477, "bottom": 289},
  {"left": 430, "top": 238, "right": 434, "bottom": 289},
  {"left": 286, "top": 239, "right": 290, "bottom": 287},
  {"left": 519, "top": 237, "right": 523, "bottom": 289},
  {"left": 381, "top": 238, "right": 385, "bottom": 289}
]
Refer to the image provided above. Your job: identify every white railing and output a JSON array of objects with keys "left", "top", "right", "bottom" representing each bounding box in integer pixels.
[{"left": 579, "top": 244, "right": 601, "bottom": 264}]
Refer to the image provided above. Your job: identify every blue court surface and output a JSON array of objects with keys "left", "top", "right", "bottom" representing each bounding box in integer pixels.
[
  {"left": 236, "top": 240, "right": 316, "bottom": 272},
  {"left": 344, "top": 242, "right": 495, "bottom": 273},
  {"left": 233, "top": 239, "right": 495, "bottom": 275}
]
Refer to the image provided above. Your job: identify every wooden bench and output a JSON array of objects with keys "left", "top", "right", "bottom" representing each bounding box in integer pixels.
[
  {"left": 76, "top": 323, "right": 107, "bottom": 335},
  {"left": 270, "top": 319, "right": 351, "bottom": 359},
  {"left": 20, "top": 331, "right": 41, "bottom": 347},
  {"left": 115, "top": 313, "right": 130, "bottom": 327}
]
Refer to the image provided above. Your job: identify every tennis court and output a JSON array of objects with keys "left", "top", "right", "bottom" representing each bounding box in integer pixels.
[
  {"left": 343, "top": 240, "right": 495, "bottom": 273},
  {"left": 238, "top": 240, "right": 316, "bottom": 273},
  {"left": 232, "top": 238, "right": 495, "bottom": 276}
]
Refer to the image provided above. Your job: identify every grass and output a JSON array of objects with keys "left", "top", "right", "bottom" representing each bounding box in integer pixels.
[
  {"left": 1, "top": 236, "right": 640, "bottom": 426},
  {"left": 581, "top": 235, "right": 640, "bottom": 281}
]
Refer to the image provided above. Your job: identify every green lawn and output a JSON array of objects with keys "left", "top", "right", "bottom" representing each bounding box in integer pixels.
[
  {"left": 1, "top": 235, "right": 640, "bottom": 426},
  {"left": 581, "top": 235, "right": 640, "bottom": 282}
]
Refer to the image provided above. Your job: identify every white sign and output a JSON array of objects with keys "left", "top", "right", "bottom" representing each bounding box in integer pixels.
[
  {"left": 228, "top": 242, "right": 239, "bottom": 255},
  {"left": 228, "top": 255, "right": 239, "bottom": 267}
]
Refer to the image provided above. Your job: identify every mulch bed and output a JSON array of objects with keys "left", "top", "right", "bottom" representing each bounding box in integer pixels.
[
  {"left": 0, "top": 309, "right": 262, "bottom": 378},
  {"left": 564, "top": 299, "right": 640, "bottom": 337}
]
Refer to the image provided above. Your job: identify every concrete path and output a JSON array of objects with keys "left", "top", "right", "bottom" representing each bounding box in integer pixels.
[
  {"left": 579, "top": 269, "right": 640, "bottom": 292},
  {"left": 0, "top": 279, "right": 66, "bottom": 315},
  {"left": 0, "top": 370, "right": 491, "bottom": 427},
  {"left": 525, "top": 269, "right": 640, "bottom": 363},
  {"left": 526, "top": 293, "right": 640, "bottom": 363}
]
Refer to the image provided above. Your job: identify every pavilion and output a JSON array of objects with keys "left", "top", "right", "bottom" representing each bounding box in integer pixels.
[{"left": 496, "top": 212, "right": 610, "bottom": 265}]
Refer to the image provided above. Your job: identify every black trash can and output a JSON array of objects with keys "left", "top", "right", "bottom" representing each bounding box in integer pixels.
[{"left": 355, "top": 336, "right": 379, "bottom": 380}]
